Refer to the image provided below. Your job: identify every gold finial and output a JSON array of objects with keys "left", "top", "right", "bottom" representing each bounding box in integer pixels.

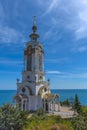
[{"left": 33, "top": 16, "right": 36, "bottom": 26}]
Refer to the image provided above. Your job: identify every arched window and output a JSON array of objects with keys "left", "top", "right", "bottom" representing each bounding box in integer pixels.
[
  {"left": 27, "top": 75, "right": 30, "bottom": 79},
  {"left": 22, "top": 87, "right": 25, "bottom": 93},
  {"left": 40, "top": 76, "right": 42, "bottom": 79},
  {"left": 44, "top": 87, "right": 47, "bottom": 92},
  {"left": 39, "top": 54, "right": 42, "bottom": 71},
  {"left": 27, "top": 54, "right": 31, "bottom": 70}
]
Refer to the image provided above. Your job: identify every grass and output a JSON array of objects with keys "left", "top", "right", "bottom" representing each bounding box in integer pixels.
[
  {"left": 25, "top": 114, "right": 74, "bottom": 130},
  {"left": 25, "top": 106, "right": 87, "bottom": 130},
  {"left": 81, "top": 106, "right": 87, "bottom": 113}
]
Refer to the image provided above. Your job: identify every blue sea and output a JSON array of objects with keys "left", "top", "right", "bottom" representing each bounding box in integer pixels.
[{"left": 0, "top": 89, "right": 87, "bottom": 106}]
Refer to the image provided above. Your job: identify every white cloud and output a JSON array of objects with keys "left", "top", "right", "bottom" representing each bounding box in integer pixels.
[
  {"left": 0, "top": 25, "right": 25, "bottom": 44},
  {"left": 45, "top": 57, "right": 69, "bottom": 63},
  {"left": 47, "top": 71, "right": 87, "bottom": 79},
  {"left": 37, "top": 0, "right": 60, "bottom": 16},
  {"left": 44, "top": 0, "right": 59, "bottom": 15},
  {"left": 46, "top": 70, "right": 63, "bottom": 74},
  {"left": 72, "top": 45, "right": 87, "bottom": 53},
  {"left": 0, "top": 1, "right": 26, "bottom": 44},
  {"left": 67, "top": 73, "right": 87, "bottom": 79},
  {"left": 0, "top": 70, "right": 19, "bottom": 74},
  {"left": 75, "top": 26, "right": 87, "bottom": 40},
  {"left": 0, "top": 59, "right": 23, "bottom": 66},
  {"left": 36, "top": 0, "right": 87, "bottom": 55},
  {"left": 78, "top": 46, "right": 87, "bottom": 52},
  {"left": 65, "top": 0, "right": 87, "bottom": 40},
  {"left": 0, "top": 3, "right": 4, "bottom": 19},
  {"left": 38, "top": 0, "right": 87, "bottom": 40}
]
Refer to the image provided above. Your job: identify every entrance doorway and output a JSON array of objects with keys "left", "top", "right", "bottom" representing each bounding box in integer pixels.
[{"left": 46, "top": 102, "right": 48, "bottom": 112}]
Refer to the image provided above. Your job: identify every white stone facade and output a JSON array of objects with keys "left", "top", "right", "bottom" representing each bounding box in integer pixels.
[{"left": 13, "top": 17, "right": 60, "bottom": 112}]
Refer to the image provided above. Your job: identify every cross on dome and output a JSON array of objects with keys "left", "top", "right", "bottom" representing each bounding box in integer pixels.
[
  {"left": 33, "top": 16, "right": 36, "bottom": 26},
  {"left": 30, "top": 16, "right": 39, "bottom": 41},
  {"left": 32, "top": 16, "right": 37, "bottom": 33}
]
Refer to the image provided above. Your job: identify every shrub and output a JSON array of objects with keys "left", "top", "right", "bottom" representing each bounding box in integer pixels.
[
  {"left": 60, "top": 125, "right": 68, "bottom": 130},
  {"left": 37, "top": 108, "right": 44, "bottom": 116},
  {"left": 73, "top": 94, "right": 82, "bottom": 113},
  {"left": 51, "top": 124, "right": 60, "bottom": 130},
  {"left": 60, "top": 99, "right": 70, "bottom": 107},
  {"left": 0, "top": 104, "right": 28, "bottom": 130},
  {"left": 55, "top": 115, "right": 62, "bottom": 123},
  {"left": 31, "top": 126, "right": 40, "bottom": 130},
  {"left": 72, "top": 113, "right": 87, "bottom": 130}
]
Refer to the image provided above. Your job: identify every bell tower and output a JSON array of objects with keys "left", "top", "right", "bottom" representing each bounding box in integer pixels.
[
  {"left": 13, "top": 16, "right": 60, "bottom": 112},
  {"left": 24, "top": 16, "right": 44, "bottom": 72},
  {"left": 22, "top": 16, "right": 45, "bottom": 93}
]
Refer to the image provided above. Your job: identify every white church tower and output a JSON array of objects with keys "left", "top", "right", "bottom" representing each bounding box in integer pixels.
[{"left": 13, "top": 17, "right": 60, "bottom": 112}]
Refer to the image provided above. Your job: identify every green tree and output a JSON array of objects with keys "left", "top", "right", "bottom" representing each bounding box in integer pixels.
[
  {"left": 72, "top": 113, "right": 87, "bottom": 130},
  {"left": 60, "top": 98, "right": 70, "bottom": 106},
  {"left": 37, "top": 108, "right": 45, "bottom": 117},
  {"left": 0, "top": 104, "right": 28, "bottom": 130},
  {"left": 73, "top": 94, "right": 81, "bottom": 113}
]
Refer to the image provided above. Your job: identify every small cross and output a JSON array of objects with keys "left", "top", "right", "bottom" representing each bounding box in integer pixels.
[{"left": 34, "top": 16, "right": 36, "bottom": 26}]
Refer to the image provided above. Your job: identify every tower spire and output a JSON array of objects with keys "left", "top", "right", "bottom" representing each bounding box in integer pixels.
[
  {"left": 33, "top": 16, "right": 36, "bottom": 26},
  {"left": 32, "top": 16, "right": 37, "bottom": 33},
  {"left": 30, "top": 16, "right": 39, "bottom": 41}
]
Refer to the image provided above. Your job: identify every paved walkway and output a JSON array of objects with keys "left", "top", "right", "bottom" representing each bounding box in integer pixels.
[{"left": 49, "top": 106, "right": 77, "bottom": 118}]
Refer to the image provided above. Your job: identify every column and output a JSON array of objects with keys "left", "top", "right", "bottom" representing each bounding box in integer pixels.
[
  {"left": 51, "top": 102, "right": 53, "bottom": 112},
  {"left": 52, "top": 101, "right": 54, "bottom": 114},
  {"left": 48, "top": 102, "right": 49, "bottom": 113},
  {"left": 49, "top": 102, "right": 51, "bottom": 112},
  {"left": 25, "top": 100, "right": 27, "bottom": 111},
  {"left": 44, "top": 100, "right": 45, "bottom": 112},
  {"left": 53, "top": 101, "right": 55, "bottom": 112},
  {"left": 21, "top": 99, "right": 23, "bottom": 111},
  {"left": 50, "top": 102, "right": 51, "bottom": 111},
  {"left": 58, "top": 97, "right": 60, "bottom": 112},
  {"left": 47, "top": 101, "right": 49, "bottom": 112}
]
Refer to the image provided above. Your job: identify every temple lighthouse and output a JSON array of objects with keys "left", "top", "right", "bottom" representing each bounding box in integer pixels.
[{"left": 13, "top": 17, "right": 60, "bottom": 112}]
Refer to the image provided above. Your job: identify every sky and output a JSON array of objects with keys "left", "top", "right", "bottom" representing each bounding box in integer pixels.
[{"left": 0, "top": 0, "right": 87, "bottom": 90}]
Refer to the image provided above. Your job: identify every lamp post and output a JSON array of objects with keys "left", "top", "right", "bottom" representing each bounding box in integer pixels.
[{"left": 69, "top": 96, "right": 74, "bottom": 109}]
